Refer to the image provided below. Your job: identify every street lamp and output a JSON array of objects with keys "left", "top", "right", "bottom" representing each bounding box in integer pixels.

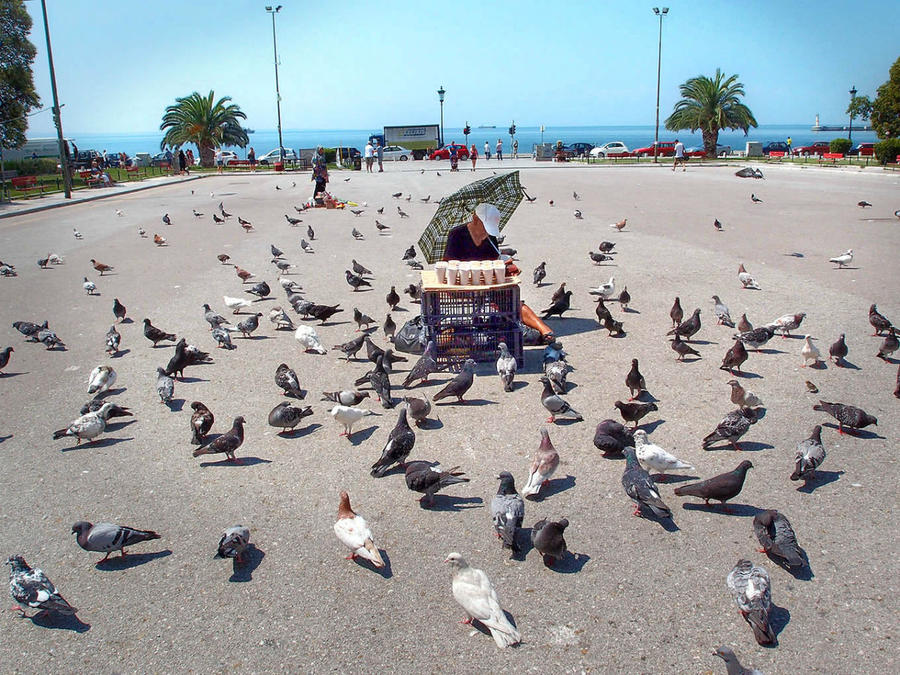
[
  {"left": 848, "top": 85, "right": 857, "bottom": 144},
  {"left": 437, "top": 86, "right": 445, "bottom": 147},
  {"left": 265, "top": 5, "right": 284, "bottom": 163},
  {"left": 652, "top": 7, "right": 669, "bottom": 164},
  {"left": 39, "top": 0, "right": 71, "bottom": 198}
]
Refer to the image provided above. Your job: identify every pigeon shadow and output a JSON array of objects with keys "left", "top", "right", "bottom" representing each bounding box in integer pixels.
[
  {"left": 29, "top": 612, "right": 91, "bottom": 633},
  {"left": 638, "top": 419, "right": 665, "bottom": 433},
  {"left": 702, "top": 440, "right": 773, "bottom": 452},
  {"left": 820, "top": 423, "right": 884, "bottom": 440},
  {"left": 549, "top": 551, "right": 591, "bottom": 574},
  {"left": 510, "top": 380, "right": 530, "bottom": 392},
  {"left": 833, "top": 358, "right": 860, "bottom": 370},
  {"left": 687, "top": 339, "right": 718, "bottom": 346},
  {"left": 768, "top": 603, "right": 791, "bottom": 643},
  {"left": 549, "top": 416, "right": 584, "bottom": 426},
  {"left": 110, "top": 349, "right": 131, "bottom": 358},
  {"left": 637, "top": 509, "right": 679, "bottom": 532},
  {"left": 651, "top": 473, "right": 698, "bottom": 484},
  {"left": 682, "top": 502, "right": 762, "bottom": 517},
  {"left": 635, "top": 391, "right": 659, "bottom": 403},
  {"left": 353, "top": 549, "right": 393, "bottom": 579},
  {"left": 348, "top": 425, "right": 379, "bottom": 446},
  {"left": 95, "top": 549, "right": 172, "bottom": 570},
  {"left": 280, "top": 423, "right": 321, "bottom": 438},
  {"left": 730, "top": 369, "right": 762, "bottom": 379},
  {"left": 528, "top": 474, "right": 576, "bottom": 500},
  {"left": 0, "top": 434, "right": 12, "bottom": 443},
  {"left": 120, "top": 317, "right": 134, "bottom": 324},
  {"left": 229, "top": 544, "right": 265, "bottom": 582},
  {"left": 423, "top": 495, "right": 483, "bottom": 512},
  {"left": 805, "top": 361, "right": 828, "bottom": 370},
  {"left": 622, "top": 307, "right": 640, "bottom": 314},
  {"left": 878, "top": 355, "right": 899, "bottom": 365},
  {"left": 62, "top": 436, "right": 134, "bottom": 451},
  {"left": 767, "top": 553, "right": 814, "bottom": 581},
  {"left": 544, "top": 317, "right": 600, "bottom": 339},
  {"left": 756, "top": 348, "right": 787, "bottom": 355},
  {"left": 164, "top": 398, "right": 186, "bottom": 412},
  {"left": 177, "top": 376, "right": 209, "bottom": 383},
  {"left": 0, "top": 371, "right": 28, "bottom": 378},
  {"left": 416, "top": 417, "right": 444, "bottom": 430},
  {"left": 105, "top": 419, "right": 137, "bottom": 431},
  {"left": 438, "top": 398, "right": 496, "bottom": 407},
  {"left": 796, "top": 470, "right": 844, "bottom": 493},
  {"left": 97, "top": 387, "right": 126, "bottom": 398},
  {"left": 199, "top": 456, "right": 272, "bottom": 467}
]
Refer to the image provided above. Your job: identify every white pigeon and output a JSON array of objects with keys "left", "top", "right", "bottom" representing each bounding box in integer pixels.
[
  {"left": 588, "top": 276, "right": 616, "bottom": 299},
  {"left": 223, "top": 295, "right": 253, "bottom": 314},
  {"left": 573, "top": 209, "right": 582, "bottom": 219},
  {"left": 47, "top": 253, "right": 63, "bottom": 265},
  {"left": 333, "top": 491, "right": 385, "bottom": 567},
  {"left": 800, "top": 335, "right": 822, "bottom": 367},
  {"left": 737, "top": 264, "right": 761, "bottom": 290},
  {"left": 72, "top": 228, "right": 83, "bottom": 239},
  {"left": 294, "top": 325, "right": 326, "bottom": 354},
  {"left": 115, "top": 209, "right": 124, "bottom": 217},
  {"left": 137, "top": 227, "right": 146, "bottom": 238},
  {"left": 521, "top": 428, "right": 559, "bottom": 498},
  {"left": 278, "top": 277, "right": 302, "bottom": 292},
  {"left": 52, "top": 403, "right": 116, "bottom": 444},
  {"left": 329, "top": 405, "right": 375, "bottom": 436},
  {"left": 268, "top": 306, "right": 294, "bottom": 330},
  {"left": 82, "top": 277, "right": 97, "bottom": 295},
  {"left": 496, "top": 341, "right": 517, "bottom": 392},
  {"left": 444, "top": 552, "right": 522, "bottom": 648},
  {"left": 86, "top": 365, "right": 116, "bottom": 395},
  {"left": 633, "top": 429, "right": 694, "bottom": 480},
  {"left": 828, "top": 248, "right": 853, "bottom": 269}
]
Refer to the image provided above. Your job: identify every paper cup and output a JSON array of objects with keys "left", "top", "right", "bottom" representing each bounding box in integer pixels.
[
  {"left": 459, "top": 262, "right": 472, "bottom": 285},
  {"left": 492, "top": 260, "right": 506, "bottom": 283},
  {"left": 435, "top": 261, "right": 448, "bottom": 284}
]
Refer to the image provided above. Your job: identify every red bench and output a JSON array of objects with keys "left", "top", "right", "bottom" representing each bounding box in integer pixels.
[
  {"left": 11, "top": 175, "right": 45, "bottom": 198},
  {"left": 78, "top": 170, "right": 102, "bottom": 188},
  {"left": 125, "top": 166, "right": 146, "bottom": 180},
  {"left": 225, "top": 159, "right": 253, "bottom": 169},
  {"left": 767, "top": 151, "right": 785, "bottom": 159},
  {"left": 820, "top": 152, "right": 844, "bottom": 164}
]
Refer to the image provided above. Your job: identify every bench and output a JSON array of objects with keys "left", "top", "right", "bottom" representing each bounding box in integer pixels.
[
  {"left": 767, "top": 151, "right": 785, "bottom": 160},
  {"left": 125, "top": 165, "right": 146, "bottom": 180},
  {"left": 820, "top": 152, "right": 844, "bottom": 164},
  {"left": 226, "top": 159, "right": 253, "bottom": 169},
  {"left": 78, "top": 170, "right": 102, "bottom": 188},
  {"left": 11, "top": 175, "right": 45, "bottom": 198}
]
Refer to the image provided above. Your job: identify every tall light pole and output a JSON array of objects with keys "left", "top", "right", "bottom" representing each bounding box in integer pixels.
[
  {"left": 437, "top": 86, "right": 445, "bottom": 148},
  {"left": 847, "top": 85, "right": 857, "bottom": 144},
  {"left": 652, "top": 7, "right": 668, "bottom": 164},
  {"left": 40, "top": 0, "right": 71, "bottom": 198},
  {"left": 265, "top": 5, "right": 284, "bottom": 163}
]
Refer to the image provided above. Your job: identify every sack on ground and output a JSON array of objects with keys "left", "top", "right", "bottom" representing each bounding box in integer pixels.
[{"left": 395, "top": 316, "right": 427, "bottom": 354}]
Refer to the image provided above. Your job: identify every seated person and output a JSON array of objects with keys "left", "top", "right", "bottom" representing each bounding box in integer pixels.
[
  {"left": 443, "top": 203, "right": 501, "bottom": 262},
  {"left": 90, "top": 160, "right": 113, "bottom": 187}
]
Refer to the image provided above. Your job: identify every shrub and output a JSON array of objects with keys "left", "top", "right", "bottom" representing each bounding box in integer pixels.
[
  {"left": 830, "top": 138, "right": 852, "bottom": 154},
  {"left": 2, "top": 158, "right": 59, "bottom": 175},
  {"left": 874, "top": 138, "right": 900, "bottom": 165},
  {"left": 321, "top": 147, "right": 337, "bottom": 163}
]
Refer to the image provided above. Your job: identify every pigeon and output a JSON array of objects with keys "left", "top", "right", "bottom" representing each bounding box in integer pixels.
[
  {"left": 274, "top": 363, "right": 305, "bottom": 398},
  {"left": 401, "top": 245, "right": 417, "bottom": 261},
  {"left": 737, "top": 264, "right": 761, "bottom": 290},
  {"left": 496, "top": 342, "right": 517, "bottom": 392},
  {"left": 598, "top": 241, "right": 616, "bottom": 253},
  {"left": 726, "top": 559, "right": 776, "bottom": 646},
  {"left": 634, "top": 429, "right": 693, "bottom": 480},
  {"left": 143, "top": 318, "right": 175, "bottom": 346},
  {"left": 370, "top": 407, "right": 415, "bottom": 477},
  {"left": 542, "top": 340, "right": 567, "bottom": 366},
  {"left": 285, "top": 214, "right": 301, "bottom": 226},
  {"left": 714, "top": 218, "right": 723, "bottom": 231},
  {"left": 588, "top": 251, "right": 612, "bottom": 264},
  {"left": 36, "top": 253, "right": 51, "bottom": 269},
  {"left": 444, "top": 552, "right": 521, "bottom": 648},
  {"left": 876, "top": 328, "right": 899, "bottom": 360},
  {"left": 392, "top": 192, "right": 402, "bottom": 198},
  {"left": 734, "top": 326, "right": 775, "bottom": 351},
  {"left": 593, "top": 419, "right": 634, "bottom": 455},
  {"left": 827, "top": 333, "right": 848, "bottom": 365},
  {"left": 322, "top": 390, "right": 369, "bottom": 407},
  {"left": 533, "top": 261, "right": 546, "bottom": 286},
  {"left": 573, "top": 209, "right": 582, "bottom": 219},
  {"left": 702, "top": 407, "right": 758, "bottom": 450},
  {"left": 78, "top": 398, "right": 131, "bottom": 420},
  {"left": 350, "top": 259, "right": 373, "bottom": 278},
  {"left": 351, "top": 227, "right": 365, "bottom": 240},
  {"left": 722, "top": 342, "right": 750, "bottom": 376},
  {"left": 0, "top": 346, "right": 13, "bottom": 373},
  {"left": 71, "top": 522, "right": 161, "bottom": 562},
  {"left": 750, "top": 193, "right": 763, "bottom": 203},
  {"left": 726, "top": 380, "right": 762, "bottom": 408},
  {"left": 52, "top": 402, "right": 117, "bottom": 445},
  {"left": 236, "top": 312, "right": 262, "bottom": 338},
  {"left": 73, "top": 228, "right": 83, "bottom": 238},
  {"left": 403, "top": 341, "right": 439, "bottom": 387},
  {"left": 6, "top": 555, "right": 77, "bottom": 618},
  {"left": 622, "top": 447, "right": 671, "bottom": 519},
  {"left": 531, "top": 518, "right": 568, "bottom": 567},
  {"left": 35, "top": 327, "right": 65, "bottom": 350},
  {"left": 800, "top": 335, "right": 822, "bottom": 367},
  {"left": 193, "top": 209, "right": 203, "bottom": 218},
  {"left": 754, "top": 510, "right": 804, "bottom": 568},
  {"left": 245, "top": 281, "right": 271, "bottom": 299},
  {"left": 239, "top": 218, "right": 254, "bottom": 233},
  {"left": 383, "top": 313, "right": 396, "bottom": 342},
  {"left": 671, "top": 334, "right": 701, "bottom": 361},
  {"left": 213, "top": 214, "right": 225, "bottom": 224},
  {"left": 83, "top": 277, "right": 97, "bottom": 295},
  {"left": 406, "top": 461, "right": 469, "bottom": 506},
  {"left": 330, "top": 405, "right": 376, "bottom": 437},
  {"left": 402, "top": 395, "right": 431, "bottom": 427},
  {"left": 521, "top": 428, "right": 559, "bottom": 498},
  {"left": 806, "top": 380, "right": 819, "bottom": 394},
  {"left": 397, "top": 207, "right": 409, "bottom": 218},
  {"left": 711, "top": 295, "right": 734, "bottom": 327},
  {"left": 675, "top": 460, "right": 753, "bottom": 507},
  {"left": 272, "top": 258, "right": 293, "bottom": 274},
  {"left": 350, "top": 208, "right": 364, "bottom": 217},
  {"left": 155, "top": 367, "right": 174, "bottom": 404},
  {"left": 857, "top": 200, "right": 872, "bottom": 208},
  {"left": 813, "top": 400, "right": 877, "bottom": 434},
  {"left": 332, "top": 332, "right": 369, "bottom": 360},
  {"left": 573, "top": 190, "right": 580, "bottom": 200},
  {"left": 267, "top": 306, "right": 294, "bottom": 331},
  {"left": 333, "top": 492, "right": 385, "bottom": 568},
  {"left": 386, "top": 286, "right": 401, "bottom": 311},
  {"left": 301, "top": 239, "right": 314, "bottom": 253},
  {"left": 625, "top": 358, "right": 645, "bottom": 400},
  {"left": 189, "top": 401, "right": 214, "bottom": 445},
  {"left": 712, "top": 646, "right": 763, "bottom": 675},
  {"left": 609, "top": 218, "right": 627, "bottom": 231},
  {"left": 364, "top": 336, "right": 385, "bottom": 363},
  {"left": 667, "top": 308, "right": 701, "bottom": 340},
  {"left": 113, "top": 298, "right": 126, "bottom": 322},
  {"left": 433, "top": 359, "right": 476, "bottom": 403},
  {"left": 544, "top": 360, "right": 572, "bottom": 394},
  {"left": 670, "top": 296, "right": 684, "bottom": 327},
  {"left": 766, "top": 312, "right": 806, "bottom": 337},
  {"left": 737, "top": 313, "right": 753, "bottom": 333},
  {"left": 346, "top": 270, "right": 372, "bottom": 292},
  {"left": 540, "top": 376, "right": 582, "bottom": 422},
  {"left": 868, "top": 304, "right": 893, "bottom": 336},
  {"left": 375, "top": 220, "right": 391, "bottom": 233},
  {"left": 294, "top": 325, "right": 327, "bottom": 354},
  {"left": 161, "top": 213, "right": 172, "bottom": 226},
  {"left": 90, "top": 258, "right": 114, "bottom": 275},
  {"left": 217, "top": 254, "right": 230, "bottom": 265},
  {"left": 588, "top": 276, "right": 616, "bottom": 299},
  {"left": 87, "top": 365, "right": 116, "bottom": 394},
  {"left": 492, "top": 472, "right": 525, "bottom": 553},
  {"left": 13, "top": 320, "right": 45, "bottom": 339},
  {"left": 307, "top": 303, "right": 342, "bottom": 324},
  {"left": 268, "top": 401, "right": 313, "bottom": 434},
  {"left": 215, "top": 525, "right": 251, "bottom": 563},
  {"left": 360, "top": 355, "right": 393, "bottom": 407},
  {"left": 211, "top": 327, "right": 235, "bottom": 350},
  {"left": 618, "top": 286, "right": 630, "bottom": 310},
  {"left": 354, "top": 308, "right": 376, "bottom": 331},
  {"left": 828, "top": 248, "right": 853, "bottom": 269},
  {"left": 614, "top": 400, "right": 657, "bottom": 428},
  {"left": 192, "top": 416, "right": 245, "bottom": 462},
  {"left": 153, "top": 233, "right": 167, "bottom": 246},
  {"left": 542, "top": 291, "right": 572, "bottom": 319}
]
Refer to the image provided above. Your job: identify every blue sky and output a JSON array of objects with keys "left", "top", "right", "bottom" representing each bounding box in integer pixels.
[{"left": 23, "top": 0, "right": 898, "bottom": 135}]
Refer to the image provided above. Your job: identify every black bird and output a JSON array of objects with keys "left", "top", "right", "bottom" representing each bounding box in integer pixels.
[
  {"left": 593, "top": 419, "right": 634, "bottom": 455},
  {"left": 671, "top": 334, "right": 701, "bottom": 361},
  {"left": 236, "top": 312, "right": 262, "bottom": 338},
  {"left": 589, "top": 251, "right": 612, "bottom": 264},
  {"left": 614, "top": 400, "right": 657, "bottom": 428},
  {"left": 245, "top": 281, "right": 271, "bottom": 299},
  {"left": 432, "top": 359, "right": 476, "bottom": 403},
  {"left": 720, "top": 339, "right": 749, "bottom": 374},
  {"left": 165, "top": 338, "right": 194, "bottom": 378},
  {"left": 618, "top": 286, "right": 631, "bottom": 310},
  {"left": 307, "top": 224, "right": 315, "bottom": 240},
  {"left": 162, "top": 213, "right": 171, "bottom": 225},
  {"left": 212, "top": 214, "right": 225, "bottom": 224},
  {"left": 113, "top": 298, "right": 126, "bottom": 322},
  {"left": 625, "top": 359, "right": 645, "bottom": 400},
  {"left": 221, "top": 207, "right": 232, "bottom": 218},
  {"left": 268, "top": 402, "right": 313, "bottom": 434},
  {"left": 192, "top": 416, "right": 245, "bottom": 462},
  {"left": 143, "top": 318, "right": 176, "bottom": 347},
  {"left": 37, "top": 254, "right": 50, "bottom": 269},
  {"left": 275, "top": 363, "right": 306, "bottom": 398},
  {"left": 868, "top": 304, "right": 893, "bottom": 336},
  {"left": 602, "top": 315, "right": 625, "bottom": 337},
  {"left": 667, "top": 308, "right": 701, "bottom": 340},
  {"left": 674, "top": 460, "right": 753, "bottom": 509},
  {"left": 383, "top": 313, "right": 396, "bottom": 342},
  {"left": 595, "top": 297, "right": 613, "bottom": 324},
  {"left": 270, "top": 244, "right": 284, "bottom": 258},
  {"left": 404, "top": 460, "right": 469, "bottom": 506},
  {"left": 714, "top": 218, "right": 723, "bottom": 231},
  {"left": 364, "top": 335, "right": 385, "bottom": 364},
  {"left": 829, "top": 333, "right": 848, "bottom": 364},
  {"left": 751, "top": 193, "right": 763, "bottom": 203},
  {"left": 670, "top": 296, "right": 683, "bottom": 326},
  {"left": 857, "top": 200, "right": 872, "bottom": 208},
  {"left": 533, "top": 261, "right": 546, "bottom": 286},
  {"left": 193, "top": 209, "right": 204, "bottom": 217},
  {"left": 332, "top": 332, "right": 370, "bottom": 360},
  {"left": 285, "top": 214, "right": 301, "bottom": 226},
  {"left": 354, "top": 308, "right": 376, "bottom": 332},
  {"left": 351, "top": 259, "right": 373, "bottom": 277},
  {"left": 345, "top": 270, "right": 372, "bottom": 291},
  {"left": 79, "top": 398, "right": 131, "bottom": 419},
  {"left": 812, "top": 400, "right": 877, "bottom": 434},
  {"left": 531, "top": 518, "right": 568, "bottom": 566},
  {"left": 542, "top": 290, "right": 572, "bottom": 319},
  {"left": 402, "top": 245, "right": 417, "bottom": 261},
  {"left": 364, "top": 355, "right": 393, "bottom": 407},
  {"left": 375, "top": 220, "right": 391, "bottom": 233},
  {"left": 386, "top": 286, "right": 400, "bottom": 310},
  {"left": 307, "top": 303, "right": 343, "bottom": 324},
  {"left": 392, "top": 192, "right": 402, "bottom": 198},
  {"left": 189, "top": 401, "right": 214, "bottom": 445},
  {"left": 491, "top": 472, "right": 525, "bottom": 553},
  {"left": 370, "top": 407, "right": 415, "bottom": 477},
  {"left": 622, "top": 447, "right": 671, "bottom": 519},
  {"left": 598, "top": 241, "right": 616, "bottom": 253},
  {"left": 0, "top": 346, "right": 15, "bottom": 374},
  {"left": 753, "top": 510, "right": 804, "bottom": 568},
  {"left": 397, "top": 207, "right": 409, "bottom": 218}
]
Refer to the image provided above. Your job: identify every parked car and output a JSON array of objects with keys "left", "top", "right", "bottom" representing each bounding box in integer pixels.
[
  {"left": 103, "top": 153, "right": 121, "bottom": 168},
  {"left": 150, "top": 151, "right": 176, "bottom": 167},
  {"left": 633, "top": 141, "right": 676, "bottom": 157},
  {"left": 590, "top": 141, "right": 631, "bottom": 158},
  {"left": 762, "top": 141, "right": 789, "bottom": 155},
  {"left": 567, "top": 142, "right": 594, "bottom": 157},
  {"left": 257, "top": 148, "right": 298, "bottom": 165},
  {"left": 715, "top": 143, "right": 732, "bottom": 156},
  {"left": 74, "top": 150, "right": 101, "bottom": 168},
  {"left": 430, "top": 143, "right": 469, "bottom": 160},
  {"left": 792, "top": 141, "right": 831, "bottom": 157},
  {"left": 848, "top": 142, "right": 875, "bottom": 157},
  {"left": 381, "top": 145, "right": 412, "bottom": 161}
]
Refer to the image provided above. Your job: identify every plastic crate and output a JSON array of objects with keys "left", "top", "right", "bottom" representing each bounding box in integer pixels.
[
  {"left": 425, "top": 319, "right": 523, "bottom": 371},
  {"left": 422, "top": 285, "right": 520, "bottom": 321}
]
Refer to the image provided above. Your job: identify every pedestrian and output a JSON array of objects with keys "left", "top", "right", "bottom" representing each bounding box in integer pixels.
[
  {"left": 164, "top": 147, "right": 174, "bottom": 169},
  {"left": 470, "top": 143, "right": 478, "bottom": 171},
  {"left": 449, "top": 142, "right": 459, "bottom": 172},
  {"left": 312, "top": 146, "right": 328, "bottom": 199},
  {"left": 496, "top": 138, "right": 503, "bottom": 161},
  {"left": 215, "top": 149, "right": 224, "bottom": 174},
  {"left": 786, "top": 136, "right": 792, "bottom": 155},
  {"left": 672, "top": 138, "right": 686, "bottom": 172},
  {"left": 102, "top": 149, "right": 108, "bottom": 168},
  {"left": 72, "top": 142, "right": 79, "bottom": 161},
  {"left": 178, "top": 148, "right": 187, "bottom": 175},
  {"left": 376, "top": 140, "right": 384, "bottom": 172},
  {"left": 364, "top": 140, "right": 374, "bottom": 173},
  {"left": 186, "top": 149, "right": 194, "bottom": 168},
  {"left": 248, "top": 147, "right": 257, "bottom": 172},
  {"left": 484, "top": 140, "right": 491, "bottom": 160},
  {"left": 513, "top": 139, "right": 518, "bottom": 158}
]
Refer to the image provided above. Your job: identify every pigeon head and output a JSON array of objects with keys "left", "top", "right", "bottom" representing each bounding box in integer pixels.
[
  {"left": 863, "top": 413, "right": 878, "bottom": 427},
  {"left": 556, "top": 518, "right": 569, "bottom": 531},
  {"left": 496, "top": 471, "right": 517, "bottom": 494},
  {"left": 5, "top": 554, "right": 27, "bottom": 570},
  {"left": 337, "top": 491, "right": 354, "bottom": 518},
  {"left": 462, "top": 359, "right": 476, "bottom": 373},
  {"left": 443, "top": 552, "right": 468, "bottom": 569},
  {"left": 190, "top": 401, "right": 206, "bottom": 412},
  {"left": 233, "top": 416, "right": 246, "bottom": 426},
  {"left": 736, "top": 460, "right": 753, "bottom": 473},
  {"left": 713, "top": 646, "right": 737, "bottom": 662},
  {"left": 622, "top": 446, "right": 639, "bottom": 466},
  {"left": 71, "top": 521, "right": 91, "bottom": 536},
  {"left": 143, "top": 318, "right": 151, "bottom": 325},
  {"left": 633, "top": 429, "right": 648, "bottom": 444},
  {"left": 156, "top": 367, "right": 168, "bottom": 376}
]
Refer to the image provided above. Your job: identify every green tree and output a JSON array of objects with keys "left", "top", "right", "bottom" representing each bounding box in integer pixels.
[
  {"left": 0, "top": 0, "right": 41, "bottom": 149},
  {"left": 870, "top": 56, "right": 900, "bottom": 139},
  {"left": 846, "top": 95, "right": 873, "bottom": 122},
  {"left": 665, "top": 69, "right": 757, "bottom": 157},
  {"left": 159, "top": 90, "right": 248, "bottom": 167}
]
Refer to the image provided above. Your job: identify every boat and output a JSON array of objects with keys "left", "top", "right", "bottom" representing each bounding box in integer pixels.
[{"left": 477, "top": 125, "right": 496, "bottom": 129}]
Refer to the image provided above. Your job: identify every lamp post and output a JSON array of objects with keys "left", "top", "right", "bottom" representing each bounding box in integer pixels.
[
  {"left": 847, "top": 85, "right": 857, "bottom": 144},
  {"left": 437, "top": 86, "right": 445, "bottom": 147},
  {"left": 652, "top": 7, "right": 668, "bottom": 164},
  {"left": 265, "top": 5, "right": 284, "bottom": 163},
  {"left": 40, "top": 0, "right": 71, "bottom": 198}
]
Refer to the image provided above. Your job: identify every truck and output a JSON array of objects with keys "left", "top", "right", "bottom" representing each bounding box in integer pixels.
[
  {"left": 370, "top": 125, "right": 441, "bottom": 160},
  {"left": 1, "top": 137, "right": 74, "bottom": 162}
]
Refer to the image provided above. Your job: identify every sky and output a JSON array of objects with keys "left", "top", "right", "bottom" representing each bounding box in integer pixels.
[{"left": 22, "top": 0, "right": 899, "bottom": 136}]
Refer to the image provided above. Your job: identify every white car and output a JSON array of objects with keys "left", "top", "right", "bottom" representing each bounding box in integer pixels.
[
  {"left": 590, "top": 141, "right": 631, "bottom": 158},
  {"left": 257, "top": 148, "right": 298, "bottom": 165},
  {"left": 381, "top": 145, "right": 412, "bottom": 161}
]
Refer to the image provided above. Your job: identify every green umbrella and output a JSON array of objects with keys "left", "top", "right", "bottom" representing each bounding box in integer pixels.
[{"left": 417, "top": 170, "right": 522, "bottom": 264}]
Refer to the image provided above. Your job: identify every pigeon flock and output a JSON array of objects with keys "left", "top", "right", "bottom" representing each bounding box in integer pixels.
[{"left": 1, "top": 165, "right": 897, "bottom": 673}]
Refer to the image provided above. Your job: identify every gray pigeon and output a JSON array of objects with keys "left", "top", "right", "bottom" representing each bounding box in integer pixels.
[
  {"left": 370, "top": 407, "right": 415, "bottom": 477},
  {"left": 753, "top": 509, "right": 804, "bottom": 568},
  {"left": 105, "top": 325, "right": 121, "bottom": 355},
  {"left": 726, "top": 558, "right": 776, "bottom": 646},
  {"left": 212, "top": 327, "right": 235, "bottom": 350},
  {"left": 491, "top": 472, "right": 525, "bottom": 553},
  {"left": 203, "top": 303, "right": 232, "bottom": 331},
  {"left": 812, "top": 400, "right": 877, "bottom": 434},
  {"left": 402, "top": 395, "right": 431, "bottom": 427},
  {"left": 713, "top": 646, "right": 763, "bottom": 675},
  {"left": 674, "top": 460, "right": 753, "bottom": 508},
  {"left": 593, "top": 419, "right": 635, "bottom": 455},
  {"left": 351, "top": 259, "right": 373, "bottom": 276},
  {"left": 531, "top": 518, "right": 568, "bottom": 566},
  {"left": 321, "top": 390, "right": 369, "bottom": 407},
  {"left": 733, "top": 326, "right": 775, "bottom": 351},
  {"left": 540, "top": 376, "right": 583, "bottom": 422},
  {"left": 236, "top": 312, "right": 262, "bottom": 338},
  {"left": 275, "top": 363, "right": 306, "bottom": 398},
  {"left": 712, "top": 295, "right": 735, "bottom": 327},
  {"left": 790, "top": 425, "right": 825, "bottom": 481},
  {"left": 405, "top": 461, "right": 469, "bottom": 506},
  {"left": 702, "top": 408, "right": 758, "bottom": 450},
  {"left": 6, "top": 555, "right": 77, "bottom": 617},
  {"left": 432, "top": 359, "right": 476, "bottom": 403},
  {"left": 622, "top": 447, "right": 671, "bottom": 519},
  {"left": 544, "top": 359, "right": 573, "bottom": 394},
  {"left": 216, "top": 525, "right": 250, "bottom": 562},
  {"left": 402, "top": 341, "right": 438, "bottom": 387},
  {"left": 268, "top": 401, "right": 312, "bottom": 433},
  {"left": 156, "top": 367, "right": 174, "bottom": 404},
  {"left": 667, "top": 308, "right": 701, "bottom": 340},
  {"left": 496, "top": 342, "right": 517, "bottom": 392},
  {"left": 192, "top": 416, "right": 245, "bottom": 462},
  {"left": 71, "top": 521, "right": 161, "bottom": 562}
]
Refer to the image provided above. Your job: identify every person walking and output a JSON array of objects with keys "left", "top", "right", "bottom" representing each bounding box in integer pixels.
[
  {"left": 672, "top": 139, "right": 686, "bottom": 172},
  {"left": 470, "top": 143, "right": 478, "bottom": 171},
  {"left": 449, "top": 142, "right": 459, "bottom": 172},
  {"left": 186, "top": 148, "right": 194, "bottom": 168},
  {"left": 215, "top": 149, "right": 224, "bottom": 174},
  {"left": 496, "top": 138, "right": 503, "bottom": 161},
  {"left": 484, "top": 140, "right": 491, "bottom": 160},
  {"left": 364, "top": 141, "right": 374, "bottom": 173},
  {"left": 248, "top": 147, "right": 257, "bottom": 172},
  {"left": 786, "top": 136, "right": 792, "bottom": 155},
  {"left": 376, "top": 140, "right": 384, "bottom": 172},
  {"left": 178, "top": 149, "right": 188, "bottom": 175},
  {"left": 513, "top": 139, "right": 518, "bottom": 159},
  {"left": 312, "top": 146, "right": 328, "bottom": 198}
]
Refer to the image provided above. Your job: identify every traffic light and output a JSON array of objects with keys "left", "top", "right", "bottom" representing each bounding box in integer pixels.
[
  {"left": 508, "top": 123, "right": 516, "bottom": 137},
  {"left": 463, "top": 124, "right": 471, "bottom": 137}
]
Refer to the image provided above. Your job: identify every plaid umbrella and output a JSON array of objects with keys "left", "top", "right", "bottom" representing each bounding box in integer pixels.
[{"left": 417, "top": 170, "right": 522, "bottom": 263}]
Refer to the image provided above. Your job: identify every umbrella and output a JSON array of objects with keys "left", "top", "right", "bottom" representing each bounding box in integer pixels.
[{"left": 417, "top": 171, "right": 522, "bottom": 263}]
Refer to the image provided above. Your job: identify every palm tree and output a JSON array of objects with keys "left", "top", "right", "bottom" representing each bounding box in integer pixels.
[
  {"left": 159, "top": 90, "right": 249, "bottom": 167},
  {"left": 665, "top": 69, "right": 757, "bottom": 157}
]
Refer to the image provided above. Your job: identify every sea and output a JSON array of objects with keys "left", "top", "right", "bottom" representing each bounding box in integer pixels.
[{"left": 52, "top": 124, "right": 879, "bottom": 158}]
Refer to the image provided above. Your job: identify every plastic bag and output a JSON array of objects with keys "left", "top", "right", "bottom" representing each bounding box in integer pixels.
[{"left": 394, "top": 315, "right": 427, "bottom": 354}]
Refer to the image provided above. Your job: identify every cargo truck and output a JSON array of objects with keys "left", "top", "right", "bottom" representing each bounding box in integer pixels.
[{"left": 370, "top": 125, "right": 441, "bottom": 160}]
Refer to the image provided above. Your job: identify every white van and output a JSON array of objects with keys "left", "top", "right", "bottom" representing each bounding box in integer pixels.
[{"left": 0, "top": 138, "right": 74, "bottom": 162}]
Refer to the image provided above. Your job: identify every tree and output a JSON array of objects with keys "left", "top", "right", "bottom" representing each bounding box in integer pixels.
[
  {"left": 871, "top": 56, "right": 900, "bottom": 139},
  {"left": 0, "top": 0, "right": 41, "bottom": 150},
  {"left": 159, "top": 90, "right": 248, "bottom": 167},
  {"left": 847, "top": 95, "right": 873, "bottom": 122},
  {"left": 665, "top": 69, "right": 757, "bottom": 157}
]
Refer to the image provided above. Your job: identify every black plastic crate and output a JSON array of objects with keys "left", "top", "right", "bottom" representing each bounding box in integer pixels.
[
  {"left": 422, "top": 285, "right": 520, "bottom": 321},
  {"left": 425, "top": 317, "right": 524, "bottom": 371}
]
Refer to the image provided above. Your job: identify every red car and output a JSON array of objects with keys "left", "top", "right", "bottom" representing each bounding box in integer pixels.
[
  {"left": 792, "top": 141, "right": 830, "bottom": 156},
  {"left": 430, "top": 144, "right": 470, "bottom": 160},
  {"left": 633, "top": 141, "right": 676, "bottom": 157}
]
